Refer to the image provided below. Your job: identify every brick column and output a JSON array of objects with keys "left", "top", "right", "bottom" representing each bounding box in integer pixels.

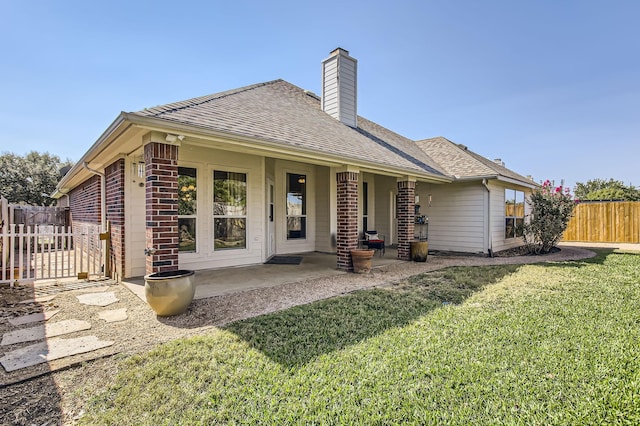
[
  {"left": 336, "top": 171, "right": 359, "bottom": 271},
  {"left": 145, "top": 142, "right": 179, "bottom": 275},
  {"left": 105, "top": 159, "right": 125, "bottom": 280},
  {"left": 397, "top": 180, "right": 415, "bottom": 261}
]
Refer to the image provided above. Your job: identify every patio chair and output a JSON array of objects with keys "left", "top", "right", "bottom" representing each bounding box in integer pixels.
[{"left": 363, "top": 230, "right": 385, "bottom": 257}]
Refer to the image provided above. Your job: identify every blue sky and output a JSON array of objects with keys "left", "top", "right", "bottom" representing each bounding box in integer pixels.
[{"left": 1, "top": 0, "right": 638, "bottom": 191}]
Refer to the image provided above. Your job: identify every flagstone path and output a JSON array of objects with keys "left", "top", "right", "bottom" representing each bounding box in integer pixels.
[{"left": 1, "top": 287, "right": 124, "bottom": 375}]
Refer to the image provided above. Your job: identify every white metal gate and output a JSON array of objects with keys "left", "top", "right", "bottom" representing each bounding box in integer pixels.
[{"left": 1, "top": 223, "right": 104, "bottom": 286}]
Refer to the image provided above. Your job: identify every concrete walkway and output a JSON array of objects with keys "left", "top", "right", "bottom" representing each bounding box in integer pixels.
[{"left": 559, "top": 241, "right": 640, "bottom": 251}]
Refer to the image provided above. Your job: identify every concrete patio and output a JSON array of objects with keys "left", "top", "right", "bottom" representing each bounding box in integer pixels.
[
  {"left": 123, "top": 249, "right": 402, "bottom": 302},
  {"left": 122, "top": 242, "right": 640, "bottom": 306}
]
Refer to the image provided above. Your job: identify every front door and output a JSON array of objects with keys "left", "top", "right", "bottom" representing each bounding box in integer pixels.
[{"left": 267, "top": 179, "right": 275, "bottom": 258}]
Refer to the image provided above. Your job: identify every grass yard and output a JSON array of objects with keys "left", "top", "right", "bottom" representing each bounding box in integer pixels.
[{"left": 79, "top": 250, "right": 640, "bottom": 425}]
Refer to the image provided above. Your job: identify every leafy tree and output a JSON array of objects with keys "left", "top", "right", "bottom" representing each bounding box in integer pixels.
[
  {"left": 574, "top": 178, "right": 640, "bottom": 201},
  {"left": 521, "top": 180, "right": 575, "bottom": 254},
  {"left": 0, "top": 151, "right": 73, "bottom": 206}
]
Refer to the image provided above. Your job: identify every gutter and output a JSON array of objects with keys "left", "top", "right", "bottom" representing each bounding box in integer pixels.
[
  {"left": 453, "top": 175, "right": 538, "bottom": 190},
  {"left": 482, "top": 179, "right": 493, "bottom": 257}
]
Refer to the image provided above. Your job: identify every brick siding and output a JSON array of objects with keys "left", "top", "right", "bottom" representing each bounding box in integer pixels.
[
  {"left": 144, "top": 142, "right": 179, "bottom": 274},
  {"left": 336, "top": 171, "right": 359, "bottom": 271},
  {"left": 105, "top": 159, "right": 125, "bottom": 280},
  {"left": 396, "top": 180, "right": 415, "bottom": 260},
  {"left": 68, "top": 175, "right": 101, "bottom": 224}
]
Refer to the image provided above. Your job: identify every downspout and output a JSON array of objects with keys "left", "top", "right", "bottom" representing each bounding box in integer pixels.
[{"left": 482, "top": 179, "right": 493, "bottom": 257}]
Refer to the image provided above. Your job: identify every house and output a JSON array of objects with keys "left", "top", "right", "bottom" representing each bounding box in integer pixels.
[{"left": 53, "top": 48, "right": 536, "bottom": 280}]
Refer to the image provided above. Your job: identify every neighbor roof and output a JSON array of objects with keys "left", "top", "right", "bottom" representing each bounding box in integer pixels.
[
  {"left": 416, "top": 137, "right": 536, "bottom": 186},
  {"left": 129, "top": 80, "right": 449, "bottom": 179}
]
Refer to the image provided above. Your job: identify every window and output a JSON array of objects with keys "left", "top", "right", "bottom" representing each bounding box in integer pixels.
[
  {"left": 505, "top": 189, "right": 525, "bottom": 239},
  {"left": 286, "top": 173, "right": 306, "bottom": 239},
  {"left": 362, "top": 181, "right": 369, "bottom": 231},
  {"left": 178, "top": 167, "right": 197, "bottom": 253},
  {"left": 213, "top": 171, "right": 247, "bottom": 250}
]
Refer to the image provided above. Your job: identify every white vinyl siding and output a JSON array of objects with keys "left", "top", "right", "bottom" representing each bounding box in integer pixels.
[
  {"left": 321, "top": 49, "right": 357, "bottom": 127},
  {"left": 314, "top": 166, "right": 332, "bottom": 252},
  {"left": 417, "top": 182, "right": 486, "bottom": 253},
  {"left": 125, "top": 155, "right": 147, "bottom": 278},
  {"left": 373, "top": 175, "right": 396, "bottom": 245},
  {"left": 322, "top": 61, "right": 339, "bottom": 117},
  {"left": 489, "top": 181, "right": 531, "bottom": 253},
  {"left": 337, "top": 58, "right": 357, "bottom": 126}
]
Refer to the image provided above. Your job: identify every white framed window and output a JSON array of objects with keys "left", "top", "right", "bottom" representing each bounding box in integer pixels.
[
  {"left": 178, "top": 167, "right": 197, "bottom": 253},
  {"left": 286, "top": 173, "right": 306, "bottom": 239},
  {"left": 213, "top": 170, "right": 247, "bottom": 250},
  {"left": 362, "top": 181, "right": 369, "bottom": 231},
  {"left": 505, "top": 189, "right": 525, "bottom": 239}
]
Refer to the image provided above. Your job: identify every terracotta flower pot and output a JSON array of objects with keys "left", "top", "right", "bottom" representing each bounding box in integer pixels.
[
  {"left": 144, "top": 270, "right": 195, "bottom": 316},
  {"left": 351, "top": 249, "right": 375, "bottom": 273}
]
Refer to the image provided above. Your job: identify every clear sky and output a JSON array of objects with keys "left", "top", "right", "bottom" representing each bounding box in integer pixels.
[{"left": 1, "top": 0, "right": 638, "bottom": 191}]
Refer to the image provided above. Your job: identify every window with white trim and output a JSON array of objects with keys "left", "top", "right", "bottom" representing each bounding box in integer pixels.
[
  {"left": 286, "top": 173, "right": 306, "bottom": 239},
  {"left": 362, "top": 181, "right": 369, "bottom": 231},
  {"left": 505, "top": 189, "right": 525, "bottom": 239},
  {"left": 213, "top": 170, "right": 247, "bottom": 250},
  {"left": 178, "top": 167, "right": 197, "bottom": 253}
]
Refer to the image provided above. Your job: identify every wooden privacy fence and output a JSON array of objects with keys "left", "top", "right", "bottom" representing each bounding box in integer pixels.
[
  {"left": 1, "top": 223, "right": 104, "bottom": 286},
  {"left": 562, "top": 201, "right": 640, "bottom": 243}
]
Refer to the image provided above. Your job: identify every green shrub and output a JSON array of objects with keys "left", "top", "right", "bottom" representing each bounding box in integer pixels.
[{"left": 521, "top": 180, "right": 575, "bottom": 254}]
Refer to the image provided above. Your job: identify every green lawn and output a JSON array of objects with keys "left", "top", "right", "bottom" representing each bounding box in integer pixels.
[{"left": 80, "top": 250, "right": 640, "bottom": 425}]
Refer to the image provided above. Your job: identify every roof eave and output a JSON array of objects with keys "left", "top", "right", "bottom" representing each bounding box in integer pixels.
[
  {"left": 452, "top": 174, "right": 537, "bottom": 189},
  {"left": 124, "top": 113, "right": 453, "bottom": 184},
  {"left": 53, "top": 113, "right": 131, "bottom": 198},
  {"left": 496, "top": 175, "right": 538, "bottom": 189}
]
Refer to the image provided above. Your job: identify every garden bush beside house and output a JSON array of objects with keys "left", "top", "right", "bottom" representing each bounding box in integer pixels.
[{"left": 521, "top": 180, "right": 575, "bottom": 254}]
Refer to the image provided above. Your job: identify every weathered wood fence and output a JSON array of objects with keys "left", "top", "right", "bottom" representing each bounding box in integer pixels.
[{"left": 562, "top": 201, "right": 640, "bottom": 243}]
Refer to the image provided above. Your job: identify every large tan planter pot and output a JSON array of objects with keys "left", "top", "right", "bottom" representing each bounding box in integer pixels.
[
  {"left": 351, "top": 249, "right": 375, "bottom": 273},
  {"left": 410, "top": 241, "right": 429, "bottom": 262},
  {"left": 144, "top": 270, "right": 195, "bottom": 316}
]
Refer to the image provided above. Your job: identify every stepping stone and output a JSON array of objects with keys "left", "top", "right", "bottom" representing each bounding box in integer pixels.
[
  {"left": 76, "top": 292, "right": 118, "bottom": 307},
  {"left": 0, "top": 335, "right": 114, "bottom": 372},
  {"left": 81, "top": 286, "right": 112, "bottom": 293},
  {"left": 98, "top": 308, "right": 128, "bottom": 323},
  {"left": 18, "top": 295, "right": 56, "bottom": 304},
  {"left": 8, "top": 310, "right": 60, "bottom": 326},
  {"left": 1, "top": 319, "right": 91, "bottom": 346}
]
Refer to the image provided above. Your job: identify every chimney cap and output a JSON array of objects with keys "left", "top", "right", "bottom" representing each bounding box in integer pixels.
[{"left": 330, "top": 47, "right": 350, "bottom": 56}]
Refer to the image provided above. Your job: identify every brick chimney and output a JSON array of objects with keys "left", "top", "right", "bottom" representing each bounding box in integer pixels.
[{"left": 321, "top": 48, "right": 357, "bottom": 127}]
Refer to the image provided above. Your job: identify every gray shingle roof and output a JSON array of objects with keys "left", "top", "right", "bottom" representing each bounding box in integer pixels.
[
  {"left": 131, "top": 80, "right": 449, "bottom": 178},
  {"left": 416, "top": 137, "right": 535, "bottom": 185}
]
